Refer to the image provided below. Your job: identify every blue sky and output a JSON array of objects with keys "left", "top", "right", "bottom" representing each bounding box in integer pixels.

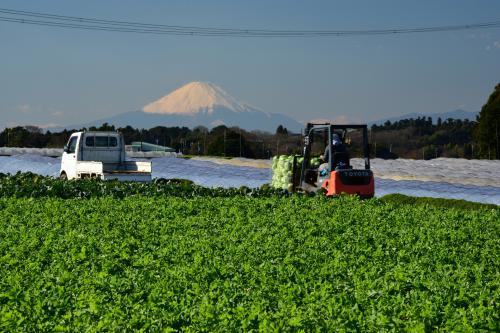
[{"left": 1, "top": 0, "right": 500, "bottom": 128}]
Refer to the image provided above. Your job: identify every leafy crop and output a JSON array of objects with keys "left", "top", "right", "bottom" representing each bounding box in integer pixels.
[
  {"left": 380, "top": 193, "right": 499, "bottom": 210},
  {"left": 0, "top": 172, "right": 289, "bottom": 199},
  {"left": 0, "top": 173, "right": 497, "bottom": 211},
  {"left": 0, "top": 194, "right": 498, "bottom": 331}
]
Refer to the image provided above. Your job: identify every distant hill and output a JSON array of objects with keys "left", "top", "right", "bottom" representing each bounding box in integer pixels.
[
  {"left": 369, "top": 110, "right": 479, "bottom": 126},
  {"left": 63, "top": 82, "right": 303, "bottom": 133}
]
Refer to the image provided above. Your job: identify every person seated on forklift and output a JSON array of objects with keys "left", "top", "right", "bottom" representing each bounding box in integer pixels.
[{"left": 319, "top": 133, "right": 347, "bottom": 176}]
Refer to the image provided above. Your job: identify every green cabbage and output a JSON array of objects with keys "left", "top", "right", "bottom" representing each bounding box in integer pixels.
[{"left": 271, "top": 155, "right": 322, "bottom": 190}]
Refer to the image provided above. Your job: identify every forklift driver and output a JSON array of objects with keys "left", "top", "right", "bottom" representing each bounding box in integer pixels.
[{"left": 319, "top": 133, "right": 346, "bottom": 175}]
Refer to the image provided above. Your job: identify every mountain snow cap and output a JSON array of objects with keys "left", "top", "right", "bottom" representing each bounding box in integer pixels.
[{"left": 143, "top": 81, "right": 249, "bottom": 115}]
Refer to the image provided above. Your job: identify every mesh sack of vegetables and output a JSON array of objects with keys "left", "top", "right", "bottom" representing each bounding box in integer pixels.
[{"left": 271, "top": 155, "right": 300, "bottom": 190}]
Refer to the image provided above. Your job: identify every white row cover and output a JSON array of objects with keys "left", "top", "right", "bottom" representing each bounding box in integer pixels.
[
  {"left": 0, "top": 147, "right": 177, "bottom": 159},
  {"left": 0, "top": 154, "right": 498, "bottom": 205}
]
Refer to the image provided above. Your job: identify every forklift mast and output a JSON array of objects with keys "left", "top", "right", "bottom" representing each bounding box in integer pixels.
[{"left": 299, "top": 123, "right": 314, "bottom": 189}]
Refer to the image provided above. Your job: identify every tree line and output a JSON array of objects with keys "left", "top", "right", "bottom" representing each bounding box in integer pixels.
[
  {"left": 0, "top": 123, "right": 301, "bottom": 159},
  {"left": 370, "top": 117, "right": 477, "bottom": 159},
  {"left": 370, "top": 83, "right": 499, "bottom": 159},
  {"left": 1, "top": 83, "right": 498, "bottom": 159}
]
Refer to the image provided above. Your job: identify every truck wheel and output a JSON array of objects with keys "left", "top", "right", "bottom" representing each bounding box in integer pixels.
[{"left": 59, "top": 172, "right": 67, "bottom": 180}]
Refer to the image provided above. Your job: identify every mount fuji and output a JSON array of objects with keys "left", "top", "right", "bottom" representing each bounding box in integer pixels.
[{"left": 70, "top": 82, "right": 303, "bottom": 133}]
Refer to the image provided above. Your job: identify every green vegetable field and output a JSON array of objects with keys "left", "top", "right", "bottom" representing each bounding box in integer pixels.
[{"left": 0, "top": 174, "right": 499, "bottom": 331}]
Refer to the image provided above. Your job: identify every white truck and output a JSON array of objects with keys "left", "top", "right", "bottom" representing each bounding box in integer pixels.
[{"left": 60, "top": 131, "right": 152, "bottom": 182}]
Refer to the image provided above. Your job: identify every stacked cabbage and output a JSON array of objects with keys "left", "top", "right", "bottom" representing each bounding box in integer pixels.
[
  {"left": 271, "top": 155, "right": 299, "bottom": 191},
  {"left": 271, "top": 155, "right": 321, "bottom": 191}
]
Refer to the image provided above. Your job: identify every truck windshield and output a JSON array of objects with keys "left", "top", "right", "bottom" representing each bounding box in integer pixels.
[{"left": 68, "top": 137, "right": 78, "bottom": 154}]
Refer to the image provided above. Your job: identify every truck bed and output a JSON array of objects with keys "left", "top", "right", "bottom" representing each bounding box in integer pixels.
[
  {"left": 102, "top": 161, "right": 152, "bottom": 173},
  {"left": 75, "top": 161, "right": 152, "bottom": 182}
]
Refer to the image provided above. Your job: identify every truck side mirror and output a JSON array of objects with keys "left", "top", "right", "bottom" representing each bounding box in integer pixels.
[{"left": 63, "top": 145, "right": 69, "bottom": 153}]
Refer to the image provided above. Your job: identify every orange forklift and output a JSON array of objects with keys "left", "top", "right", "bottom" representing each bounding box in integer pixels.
[{"left": 291, "top": 123, "right": 375, "bottom": 198}]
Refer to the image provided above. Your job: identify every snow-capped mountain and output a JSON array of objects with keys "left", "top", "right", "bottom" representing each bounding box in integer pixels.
[
  {"left": 143, "top": 81, "right": 248, "bottom": 115},
  {"left": 68, "top": 82, "right": 303, "bottom": 133}
]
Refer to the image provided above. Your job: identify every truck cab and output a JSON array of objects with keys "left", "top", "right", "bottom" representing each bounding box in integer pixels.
[{"left": 60, "top": 131, "right": 152, "bottom": 182}]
